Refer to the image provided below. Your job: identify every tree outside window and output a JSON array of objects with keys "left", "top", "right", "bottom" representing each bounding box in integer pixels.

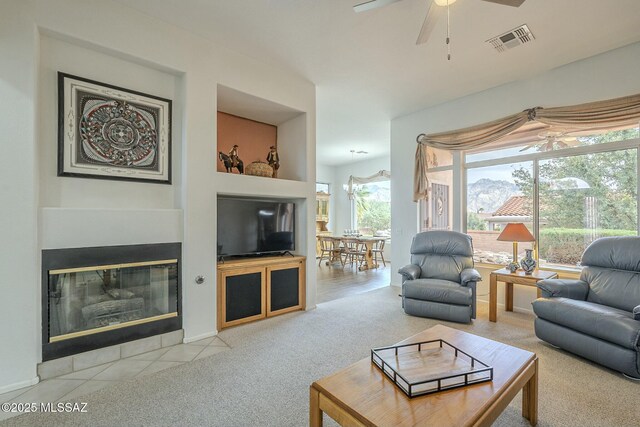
[
  {"left": 465, "top": 126, "right": 639, "bottom": 268},
  {"left": 511, "top": 130, "right": 638, "bottom": 267},
  {"left": 354, "top": 181, "right": 391, "bottom": 237}
]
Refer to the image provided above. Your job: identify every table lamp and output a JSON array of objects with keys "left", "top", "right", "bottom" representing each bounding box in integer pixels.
[{"left": 497, "top": 223, "right": 535, "bottom": 273}]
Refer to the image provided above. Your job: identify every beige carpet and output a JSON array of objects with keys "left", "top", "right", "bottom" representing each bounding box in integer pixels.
[{"left": 3, "top": 286, "right": 638, "bottom": 427}]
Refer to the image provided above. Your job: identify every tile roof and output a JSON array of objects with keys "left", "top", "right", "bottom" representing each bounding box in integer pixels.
[{"left": 493, "top": 195, "right": 531, "bottom": 217}]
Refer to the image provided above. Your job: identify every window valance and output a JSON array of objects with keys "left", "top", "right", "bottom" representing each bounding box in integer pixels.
[
  {"left": 347, "top": 170, "right": 391, "bottom": 200},
  {"left": 414, "top": 93, "right": 640, "bottom": 201}
]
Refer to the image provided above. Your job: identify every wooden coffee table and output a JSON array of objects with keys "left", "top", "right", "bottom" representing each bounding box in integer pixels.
[{"left": 310, "top": 324, "right": 538, "bottom": 427}]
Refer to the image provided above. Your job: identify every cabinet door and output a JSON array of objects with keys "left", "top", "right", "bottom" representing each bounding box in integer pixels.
[
  {"left": 219, "top": 267, "right": 266, "bottom": 329},
  {"left": 267, "top": 262, "right": 305, "bottom": 316}
]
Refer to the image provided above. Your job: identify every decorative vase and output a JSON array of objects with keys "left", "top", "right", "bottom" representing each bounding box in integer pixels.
[
  {"left": 507, "top": 261, "right": 519, "bottom": 273},
  {"left": 520, "top": 249, "right": 536, "bottom": 274}
]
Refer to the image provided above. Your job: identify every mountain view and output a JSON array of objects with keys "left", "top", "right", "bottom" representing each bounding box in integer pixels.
[
  {"left": 360, "top": 182, "right": 390, "bottom": 202},
  {"left": 467, "top": 178, "right": 520, "bottom": 213}
]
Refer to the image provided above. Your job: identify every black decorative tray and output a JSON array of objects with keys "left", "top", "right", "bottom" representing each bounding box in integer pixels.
[{"left": 371, "top": 339, "right": 493, "bottom": 398}]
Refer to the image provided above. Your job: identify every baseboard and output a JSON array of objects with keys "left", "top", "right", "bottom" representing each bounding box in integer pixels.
[
  {"left": 510, "top": 305, "right": 533, "bottom": 315},
  {"left": 477, "top": 298, "right": 533, "bottom": 315},
  {"left": 183, "top": 330, "right": 219, "bottom": 343},
  {"left": 0, "top": 377, "right": 39, "bottom": 395}
]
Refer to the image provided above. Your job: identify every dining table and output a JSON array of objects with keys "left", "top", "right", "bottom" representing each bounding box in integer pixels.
[{"left": 325, "top": 235, "right": 386, "bottom": 271}]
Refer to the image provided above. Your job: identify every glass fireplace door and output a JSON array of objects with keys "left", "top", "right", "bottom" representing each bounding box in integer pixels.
[{"left": 48, "top": 260, "right": 178, "bottom": 342}]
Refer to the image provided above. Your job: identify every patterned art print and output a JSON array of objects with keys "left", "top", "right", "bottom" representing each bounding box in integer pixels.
[{"left": 58, "top": 73, "right": 172, "bottom": 183}]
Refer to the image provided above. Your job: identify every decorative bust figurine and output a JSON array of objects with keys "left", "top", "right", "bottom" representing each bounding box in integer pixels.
[{"left": 266, "top": 145, "right": 279, "bottom": 178}]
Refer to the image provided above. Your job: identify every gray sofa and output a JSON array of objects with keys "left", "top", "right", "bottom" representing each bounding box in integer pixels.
[
  {"left": 532, "top": 236, "right": 640, "bottom": 379},
  {"left": 399, "top": 231, "right": 481, "bottom": 323}
]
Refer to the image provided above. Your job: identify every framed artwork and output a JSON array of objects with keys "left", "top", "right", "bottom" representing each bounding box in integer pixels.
[{"left": 58, "top": 72, "right": 172, "bottom": 184}]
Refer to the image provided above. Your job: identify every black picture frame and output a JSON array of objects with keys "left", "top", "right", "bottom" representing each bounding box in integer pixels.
[{"left": 58, "top": 72, "right": 172, "bottom": 184}]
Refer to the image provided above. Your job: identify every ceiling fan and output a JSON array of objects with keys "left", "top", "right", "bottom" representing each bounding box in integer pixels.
[
  {"left": 519, "top": 130, "right": 580, "bottom": 152},
  {"left": 353, "top": 0, "right": 526, "bottom": 49}
]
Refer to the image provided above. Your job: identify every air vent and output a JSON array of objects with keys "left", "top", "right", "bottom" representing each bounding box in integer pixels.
[{"left": 486, "top": 24, "right": 535, "bottom": 52}]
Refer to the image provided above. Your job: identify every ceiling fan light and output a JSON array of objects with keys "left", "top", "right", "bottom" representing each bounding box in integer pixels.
[{"left": 434, "top": 0, "right": 457, "bottom": 6}]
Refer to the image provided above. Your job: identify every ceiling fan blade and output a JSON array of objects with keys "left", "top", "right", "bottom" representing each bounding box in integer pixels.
[
  {"left": 416, "top": 2, "right": 443, "bottom": 45},
  {"left": 353, "top": 0, "right": 403, "bottom": 13},
  {"left": 481, "top": 0, "right": 526, "bottom": 7}
]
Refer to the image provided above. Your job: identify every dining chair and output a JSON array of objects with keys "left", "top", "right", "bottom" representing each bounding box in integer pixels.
[
  {"left": 341, "top": 238, "right": 365, "bottom": 269},
  {"left": 372, "top": 238, "right": 386, "bottom": 267},
  {"left": 318, "top": 236, "right": 343, "bottom": 267}
]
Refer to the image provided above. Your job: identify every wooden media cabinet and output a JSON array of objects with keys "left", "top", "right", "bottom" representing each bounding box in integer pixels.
[{"left": 217, "top": 255, "right": 306, "bottom": 330}]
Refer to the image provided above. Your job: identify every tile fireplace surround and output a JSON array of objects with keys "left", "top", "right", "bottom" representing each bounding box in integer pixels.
[
  {"left": 37, "top": 330, "right": 184, "bottom": 380},
  {"left": 41, "top": 243, "right": 182, "bottom": 361}
]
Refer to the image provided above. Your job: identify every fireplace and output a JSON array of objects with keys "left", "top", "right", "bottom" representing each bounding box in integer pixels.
[{"left": 42, "top": 243, "right": 181, "bottom": 361}]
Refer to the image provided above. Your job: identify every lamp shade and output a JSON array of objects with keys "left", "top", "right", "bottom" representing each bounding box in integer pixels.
[{"left": 496, "top": 223, "right": 535, "bottom": 242}]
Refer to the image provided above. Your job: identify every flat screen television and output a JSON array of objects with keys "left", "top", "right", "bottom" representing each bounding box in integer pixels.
[{"left": 217, "top": 197, "right": 295, "bottom": 258}]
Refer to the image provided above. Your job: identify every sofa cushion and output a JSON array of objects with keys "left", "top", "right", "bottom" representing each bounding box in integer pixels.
[
  {"left": 582, "top": 266, "right": 640, "bottom": 312},
  {"left": 411, "top": 254, "right": 470, "bottom": 282},
  {"left": 532, "top": 297, "right": 640, "bottom": 350},
  {"left": 581, "top": 236, "right": 640, "bottom": 272},
  {"left": 403, "top": 279, "right": 472, "bottom": 306},
  {"left": 403, "top": 298, "right": 471, "bottom": 324},
  {"left": 410, "top": 230, "right": 474, "bottom": 257}
]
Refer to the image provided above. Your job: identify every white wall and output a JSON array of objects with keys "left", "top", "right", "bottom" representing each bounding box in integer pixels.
[
  {"left": 0, "top": 0, "right": 315, "bottom": 392},
  {"left": 38, "top": 36, "right": 182, "bottom": 210},
  {"left": 390, "top": 41, "right": 640, "bottom": 312},
  {"left": 277, "top": 113, "right": 308, "bottom": 181},
  {"left": 0, "top": 4, "right": 40, "bottom": 393}
]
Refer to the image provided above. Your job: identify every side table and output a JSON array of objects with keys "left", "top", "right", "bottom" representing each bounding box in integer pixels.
[{"left": 490, "top": 268, "right": 558, "bottom": 322}]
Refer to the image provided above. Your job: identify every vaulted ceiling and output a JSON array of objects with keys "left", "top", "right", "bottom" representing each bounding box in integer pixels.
[{"left": 115, "top": 0, "right": 640, "bottom": 165}]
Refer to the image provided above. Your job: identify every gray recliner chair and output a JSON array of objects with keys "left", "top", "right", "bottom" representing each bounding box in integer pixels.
[
  {"left": 532, "top": 236, "right": 640, "bottom": 379},
  {"left": 398, "top": 231, "right": 481, "bottom": 323}
]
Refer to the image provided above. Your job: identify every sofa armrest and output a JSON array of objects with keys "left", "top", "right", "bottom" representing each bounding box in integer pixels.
[
  {"left": 537, "top": 279, "right": 589, "bottom": 300},
  {"left": 633, "top": 305, "right": 640, "bottom": 321},
  {"left": 460, "top": 268, "right": 482, "bottom": 286},
  {"left": 398, "top": 264, "right": 421, "bottom": 282}
]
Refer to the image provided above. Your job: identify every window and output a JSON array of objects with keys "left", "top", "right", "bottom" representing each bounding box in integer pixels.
[
  {"left": 420, "top": 148, "right": 454, "bottom": 232},
  {"left": 316, "top": 182, "right": 330, "bottom": 194},
  {"left": 538, "top": 150, "right": 637, "bottom": 267},
  {"left": 466, "top": 162, "right": 534, "bottom": 265},
  {"left": 463, "top": 123, "right": 640, "bottom": 268},
  {"left": 354, "top": 180, "right": 391, "bottom": 237},
  {"left": 420, "top": 169, "right": 453, "bottom": 231}
]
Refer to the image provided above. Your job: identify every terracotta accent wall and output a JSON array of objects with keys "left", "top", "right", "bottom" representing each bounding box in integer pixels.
[{"left": 217, "top": 112, "right": 277, "bottom": 173}]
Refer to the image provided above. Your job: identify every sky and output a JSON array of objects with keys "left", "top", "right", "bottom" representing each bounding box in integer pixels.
[{"left": 467, "top": 161, "right": 532, "bottom": 184}]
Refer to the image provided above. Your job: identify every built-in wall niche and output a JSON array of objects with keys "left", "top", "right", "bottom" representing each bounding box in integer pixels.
[
  {"left": 217, "top": 84, "right": 307, "bottom": 181},
  {"left": 217, "top": 112, "right": 277, "bottom": 175}
]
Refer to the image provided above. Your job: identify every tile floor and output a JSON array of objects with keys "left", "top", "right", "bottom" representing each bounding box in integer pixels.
[{"left": 0, "top": 336, "right": 230, "bottom": 421}]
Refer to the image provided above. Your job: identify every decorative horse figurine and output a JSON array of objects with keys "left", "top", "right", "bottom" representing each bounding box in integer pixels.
[{"left": 218, "top": 152, "right": 244, "bottom": 174}]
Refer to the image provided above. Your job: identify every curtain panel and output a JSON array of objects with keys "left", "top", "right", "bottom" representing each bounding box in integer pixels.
[{"left": 414, "top": 92, "right": 640, "bottom": 201}]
